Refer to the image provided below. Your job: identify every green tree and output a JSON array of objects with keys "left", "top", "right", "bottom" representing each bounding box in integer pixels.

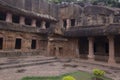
[
  {"left": 91, "top": 0, "right": 120, "bottom": 7},
  {"left": 48, "top": 0, "right": 78, "bottom": 3},
  {"left": 48, "top": 0, "right": 120, "bottom": 8},
  {"left": 48, "top": 0, "right": 61, "bottom": 3},
  {"left": 78, "top": 0, "right": 120, "bottom": 8}
]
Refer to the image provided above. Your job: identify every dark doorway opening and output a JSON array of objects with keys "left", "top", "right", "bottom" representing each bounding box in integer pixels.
[
  {"left": 45, "top": 22, "right": 50, "bottom": 28},
  {"left": 15, "top": 38, "right": 22, "bottom": 49},
  {"left": 94, "top": 37, "right": 109, "bottom": 62},
  {"left": 25, "top": 18, "right": 32, "bottom": 26},
  {"left": 12, "top": 15, "right": 20, "bottom": 23},
  {"left": 105, "top": 42, "right": 109, "bottom": 54},
  {"left": 36, "top": 20, "right": 41, "bottom": 28},
  {"left": 71, "top": 19, "right": 75, "bottom": 26},
  {"left": 94, "top": 37, "right": 109, "bottom": 56},
  {"left": 94, "top": 43, "right": 97, "bottom": 53},
  {"left": 59, "top": 47, "right": 63, "bottom": 56},
  {"left": 53, "top": 47, "right": 56, "bottom": 56},
  {"left": 63, "top": 19, "right": 67, "bottom": 29},
  {"left": 78, "top": 37, "right": 88, "bottom": 59},
  {"left": 0, "top": 38, "right": 3, "bottom": 49},
  {"left": 31, "top": 40, "right": 36, "bottom": 49},
  {"left": 0, "top": 12, "right": 6, "bottom": 21}
]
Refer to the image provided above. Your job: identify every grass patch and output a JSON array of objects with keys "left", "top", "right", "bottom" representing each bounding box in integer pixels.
[{"left": 21, "top": 71, "right": 112, "bottom": 80}]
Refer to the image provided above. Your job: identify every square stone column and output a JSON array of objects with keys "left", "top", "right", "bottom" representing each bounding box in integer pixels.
[
  {"left": 60, "top": 20, "right": 63, "bottom": 28},
  {"left": 108, "top": 36, "right": 116, "bottom": 64},
  {"left": 20, "top": 16, "right": 25, "bottom": 25},
  {"left": 31, "top": 19, "right": 36, "bottom": 27},
  {"left": 41, "top": 21, "right": 46, "bottom": 29},
  {"left": 109, "top": 14, "right": 114, "bottom": 24},
  {"left": 76, "top": 39, "right": 80, "bottom": 58},
  {"left": 6, "top": 12, "right": 12, "bottom": 22},
  {"left": 55, "top": 47, "right": 59, "bottom": 57},
  {"left": 66, "top": 19, "right": 71, "bottom": 29},
  {"left": 88, "top": 37, "right": 95, "bottom": 60}
]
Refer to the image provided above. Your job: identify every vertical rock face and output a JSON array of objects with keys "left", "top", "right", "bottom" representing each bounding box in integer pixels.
[
  {"left": 2, "top": 0, "right": 25, "bottom": 9},
  {"left": 58, "top": 4, "right": 117, "bottom": 28},
  {"left": 24, "top": 0, "right": 32, "bottom": 11},
  {"left": 0, "top": 0, "right": 59, "bottom": 18}
]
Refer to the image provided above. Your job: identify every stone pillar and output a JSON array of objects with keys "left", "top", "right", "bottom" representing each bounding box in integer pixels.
[
  {"left": 88, "top": 37, "right": 95, "bottom": 60},
  {"left": 47, "top": 41, "right": 51, "bottom": 56},
  {"left": 6, "top": 12, "right": 12, "bottom": 22},
  {"left": 76, "top": 39, "right": 80, "bottom": 58},
  {"left": 31, "top": 19, "right": 36, "bottom": 27},
  {"left": 33, "top": 39, "right": 38, "bottom": 50},
  {"left": 108, "top": 36, "right": 116, "bottom": 64},
  {"left": 55, "top": 47, "right": 59, "bottom": 57},
  {"left": 20, "top": 16, "right": 25, "bottom": 25},
  {"left": 60, "top": 20, "right": 63, "bottom": 28},
  {"left": 41, "top": 21, "right": 46, "bottom": 29},
  {"left": 66, "top": 19, "right": 71, "bottom": 29},
  {"left": 109, "top": 14, "right": 114, "bottom": 24}
]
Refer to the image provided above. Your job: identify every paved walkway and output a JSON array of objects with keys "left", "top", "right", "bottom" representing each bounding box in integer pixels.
[
  {"left": 0, "top": 56, "right": 119, "bottom": 80},
  {"left": 74, "top": 59, "right": 120, "bottom": 80}
]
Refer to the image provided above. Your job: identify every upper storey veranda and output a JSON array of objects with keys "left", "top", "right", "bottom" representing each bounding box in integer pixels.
[
  {"left": 0, "top": 0, "right": 58, "bottom": 21},
  {"left": 58, "top": 3, "right": 120, "bottom": 37},
  {"left": 0, "top": 0, "right": 59, "bottom": 34},
  {"left": 59, "top": 3, "right": 120, "bottom": 28}
]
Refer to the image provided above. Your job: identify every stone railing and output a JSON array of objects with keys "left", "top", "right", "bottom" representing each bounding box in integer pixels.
[{"left": 0, "top": 21, "right": 48, "bottom": 34}]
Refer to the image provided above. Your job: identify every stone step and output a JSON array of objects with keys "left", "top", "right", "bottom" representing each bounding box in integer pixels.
[
  {"left": 0, "top": 59, "right": 58, "bottom": 70},
  {"left": 0, "top": 56, "right": 56, "bottom": 66}
]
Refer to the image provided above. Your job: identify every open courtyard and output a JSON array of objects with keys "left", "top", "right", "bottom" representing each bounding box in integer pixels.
[
  {"left": 0, "top": 0, "right": 120, "bottom": 80},
  {"left": 0, "top": 56, "right": 120, "bottom": 80}
]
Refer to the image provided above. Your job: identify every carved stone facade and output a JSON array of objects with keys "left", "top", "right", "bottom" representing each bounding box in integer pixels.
[
  {"left": 0, "top": 0, "right": 120, "bottom": 65},
  {"left": 0, "top": 30, "right": 47, "bottom": 57}
]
